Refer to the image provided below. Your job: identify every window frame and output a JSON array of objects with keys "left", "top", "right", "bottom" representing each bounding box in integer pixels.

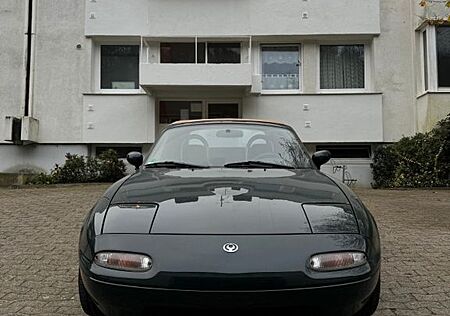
[
  {"left": 317, "top": 42, "right": 371, "bottom": 94},
  {"left": 421, "top": 29, "right": 429, "bottom": 92},
  {"left": 421, "top": 25, "right": 450, "bottom": 92},
  {"left": 156, "top": 98, "right": 242, "bottom": 127},
  {"left": 259, "top": 43, "right": 303, "bottom": 95},
  {"left": 95, "top": 146, "right": 143, "bottom": 159},
  {"left": 435, "top": 25, "right": 450, "bottom": 90},
  {"left": 94, "top": 39, "right": 143, "bottom": 94},
  {"left": 315, "top": 144, "right": 372, "bottom": 160},
  {"left": 159, "top": 41, "right": 242, "bottom": 65}
]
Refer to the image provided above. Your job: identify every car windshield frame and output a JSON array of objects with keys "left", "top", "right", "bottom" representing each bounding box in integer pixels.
[{"left": 145, "top": 122, "right": 314, "bottom": 169}]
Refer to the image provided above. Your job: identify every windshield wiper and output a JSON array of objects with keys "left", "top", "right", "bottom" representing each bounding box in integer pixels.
[
  {"left": 145, "top": 161, "right": 209, "bottom": 169},
  {"left": 224, "top": 161, "right": 295, "bottom": 169}
]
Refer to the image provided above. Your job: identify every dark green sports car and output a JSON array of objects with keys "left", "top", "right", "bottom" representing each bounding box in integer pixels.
[{"left": 79, "top": 119, "right": 381, "bottom": 316}]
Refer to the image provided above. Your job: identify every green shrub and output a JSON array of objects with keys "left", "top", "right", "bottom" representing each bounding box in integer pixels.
[
  {"left": 30, "top": 150, "right": 126, "bottom": 184},
  {"left": 371, "top": 114, "right": 450, "bottom": 188},
  {"left": 53, "top": 153, "right": 88, "bottom": 183},
  {"left": 96, "top": 149, "right": 127, "bottom": 182},
  {"left": 30, "top": 172, "right": 57, "bottom": 185}
]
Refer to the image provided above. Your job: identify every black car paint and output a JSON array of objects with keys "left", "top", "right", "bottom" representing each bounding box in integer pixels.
[{"left": 78, "top": 122, "right": 381, "bottom": 316}]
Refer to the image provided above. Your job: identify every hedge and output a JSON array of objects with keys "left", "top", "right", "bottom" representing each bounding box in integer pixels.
[
  {"left": 30, "top": 149, "right": 126, "bottom": 184},
  {"left": 371, "top": 114, "right": 450, "bottom": 188}
]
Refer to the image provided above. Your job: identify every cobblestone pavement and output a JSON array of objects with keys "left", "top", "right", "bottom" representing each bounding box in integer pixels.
[{"left": 0, "top": 185, "right": 449, "bottom": 315}]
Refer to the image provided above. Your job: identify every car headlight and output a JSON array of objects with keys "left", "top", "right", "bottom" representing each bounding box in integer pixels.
[
  {"left": 309, "top": 252, "right": 367, "bottom": 272},
  {"left": 94, "top": 252, "right": 152, "bottom": 272}
]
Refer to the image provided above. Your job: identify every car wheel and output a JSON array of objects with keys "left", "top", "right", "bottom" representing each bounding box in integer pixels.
[
  {"left": 355, "top": 277, "right": 381, "bottom": 316},
  {"left": 78, "top": 271, "right": 104, "bottom": 316}
]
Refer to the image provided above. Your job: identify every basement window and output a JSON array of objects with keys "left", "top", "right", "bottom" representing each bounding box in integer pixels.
[
  {"left": 101, "top": 45, "right": 139, "bottom": 89},
  {"left": 316, "top": 145, "right": 372, "bottom": 159},
  {"left": 96, "top": 146, "right": 143, "bottom": 159}
]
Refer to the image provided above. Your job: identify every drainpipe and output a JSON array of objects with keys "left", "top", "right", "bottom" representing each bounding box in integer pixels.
[
  {"left": 24, "top": 0, "right": 36, "bottom": 117},
  {"left": 409, "top": 0, "right": 418, "bottom": 134}
]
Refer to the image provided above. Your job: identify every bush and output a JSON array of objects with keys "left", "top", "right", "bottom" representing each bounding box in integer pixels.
[
  {"left": 371, "top": 114, "right": 450, "bottom": 188},
  {"left": 30, "top": 149, "right": 126, "bottom": 184},
  {"left": 96, "top": 149, "right": 127, "bottom": 182}
]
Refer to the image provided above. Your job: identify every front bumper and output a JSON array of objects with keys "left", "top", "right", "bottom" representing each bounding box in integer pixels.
[{"left": 80, "top": 269, "right": 379, "bottom": 316}]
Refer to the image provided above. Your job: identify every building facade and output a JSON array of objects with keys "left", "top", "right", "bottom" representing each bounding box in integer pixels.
[{"left": 1, "top": 0, "right": 449, "bottom": 187}]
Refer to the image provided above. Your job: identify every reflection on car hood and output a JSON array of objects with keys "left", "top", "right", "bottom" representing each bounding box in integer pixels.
[
  {"left": 113, "top": 168, "right": 347, "bottom": 205},
  {"left": 107, "top": 168, "right": 353, "bottom": 235}
]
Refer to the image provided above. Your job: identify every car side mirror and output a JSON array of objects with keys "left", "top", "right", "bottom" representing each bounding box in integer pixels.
[
  {"left": 312, "top": 150, "right": 331, "bottom": 169},
  {"left": 127, "top": 152, "right": 143, "bottom": 171}
]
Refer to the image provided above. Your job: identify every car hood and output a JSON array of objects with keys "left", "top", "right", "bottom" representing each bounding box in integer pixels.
[{"left": 107, "top": 168, "right": 355, "bottom": 235}]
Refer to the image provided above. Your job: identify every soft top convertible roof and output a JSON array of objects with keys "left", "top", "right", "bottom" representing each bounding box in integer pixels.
[{"left": 169, "top": 118, "right": 290, "bottom": 129}]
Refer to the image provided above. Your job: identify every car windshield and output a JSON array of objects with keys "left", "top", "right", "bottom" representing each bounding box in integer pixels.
[{"left": 146, "top": 123, "right": 313, "bottom": 169}]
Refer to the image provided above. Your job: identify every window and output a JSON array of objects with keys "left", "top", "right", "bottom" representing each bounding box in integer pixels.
[
  {"left": 207, "top": 43, "right": 240, "bottom": 64},
  {"left": 261, "top": 46, "right": 300, "bottom": 91},
  {"left": 96, "top": 146, "right": 143, "bottom": 159},
  {"left": 316, "top": 145, "right": 371, "bottom": 159},
  {"left": 207, "top": 103, "right": 239, "bottom": 119},
  {"left": 160, "top": 42, "right": 240, "bottom": 64},
  {"left": 437, "top": 26, "right": 450, "bottom": 88},
  {"left": 159, "top": 101, "right": 203, "bottom": 124},
  {"left": 160, "top": 43, "right": 205, "bottom": 63},
  {"left": 423, "top": 30, "right": 429, "bottom": 91},
  {"left": 101, "top": 45, "right": 139, "bottom": 89},
  {"left": 320, "top": 45, "right": 365, "bottom": 89}
]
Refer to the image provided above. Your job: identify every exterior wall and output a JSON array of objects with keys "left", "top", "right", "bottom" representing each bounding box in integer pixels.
[
  {"left": 32, "top": 0, "right": 91, "bottom": 143},
  {"left": 373, "top": 0, "right": 416, "bottom": 142},
  {"left": 243, "top": 94, "right": 383, "bottom": 143},
  {"left": 0, "top": 0, "right": 27, "bottom": 144},
  {"left": 417, "top": 93, "right": 450, "bottom": 133},
  {"left": 82, "top": 94, "right": 156, "bottom": 143},
  {"left": 321, "top": 160, "right": 373, "bottom": 189},
  {"left": 0, "top": 144, "right": 88, "bottom": 173},
  {"left": 85, "top": 0, "right": 380, "bottom": 36}
]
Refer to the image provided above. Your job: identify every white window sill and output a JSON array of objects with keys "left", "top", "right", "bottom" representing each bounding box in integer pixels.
[
  {"left": 260, "top": 90, "right": 302, "bottom": 95},
  {"left": 318, "top": 89, "right": 369, "bottom": 94},
  {"left": 84, "top": 90, "right": 146, "bottom": 96},
  {"left": 417, "top": 89, "right": 450, "bottom": 98}
]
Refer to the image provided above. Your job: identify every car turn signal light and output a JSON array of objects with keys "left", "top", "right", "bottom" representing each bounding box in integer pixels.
[
  {"left": 94, "top": 252, "right": 152, "bottom": 272},
  {"left": 309, "top": 252, "right": 367, "bottom": 272}
]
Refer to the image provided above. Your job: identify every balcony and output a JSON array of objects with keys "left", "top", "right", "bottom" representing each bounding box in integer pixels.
[
  {"left": 139, "top": 37, "right": 253, "bottom": 92},
  {"left": 243, "top": 93, "right": 384, "bottom": 143},
  {"left": 140, "top": 63, "right": 252, "bottom": 91},
  {"left": 82, "top": 94, "right": 156, "bottom": 143}
]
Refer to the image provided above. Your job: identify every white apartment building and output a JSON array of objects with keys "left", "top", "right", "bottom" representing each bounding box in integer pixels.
[{"left": 1, "top": 0, "right": 449, "bottom": 187}]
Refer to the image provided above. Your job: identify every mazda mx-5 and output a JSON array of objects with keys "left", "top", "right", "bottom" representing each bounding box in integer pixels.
[{"left": 78, "top": 119, "right": 381, "bottom": 316}]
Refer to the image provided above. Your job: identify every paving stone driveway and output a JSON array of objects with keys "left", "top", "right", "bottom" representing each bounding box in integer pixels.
[{"left": 0, "top": 185, "right": 449, "bottom": 315}]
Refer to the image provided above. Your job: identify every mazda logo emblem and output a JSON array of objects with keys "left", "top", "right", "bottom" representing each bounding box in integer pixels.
[{"left": 223, "top": 243, "right": 239, "bottom": 253}]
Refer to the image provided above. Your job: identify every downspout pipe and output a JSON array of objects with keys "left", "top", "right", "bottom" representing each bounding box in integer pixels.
[{"left": 24, "top": 0, "right": 36, "bottom": 117}]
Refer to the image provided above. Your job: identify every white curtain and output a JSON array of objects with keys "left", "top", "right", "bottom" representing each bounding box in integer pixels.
[
  {"left": 262, "top": 46, "right": 300, "bottom": 90},
  {"left": 320, "top": 45, "right": 365, "bottom": 89}
]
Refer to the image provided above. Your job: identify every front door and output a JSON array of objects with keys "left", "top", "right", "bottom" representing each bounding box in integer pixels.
[{"left": 158, "top": 100, "right": 240, "bottom": 134}]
